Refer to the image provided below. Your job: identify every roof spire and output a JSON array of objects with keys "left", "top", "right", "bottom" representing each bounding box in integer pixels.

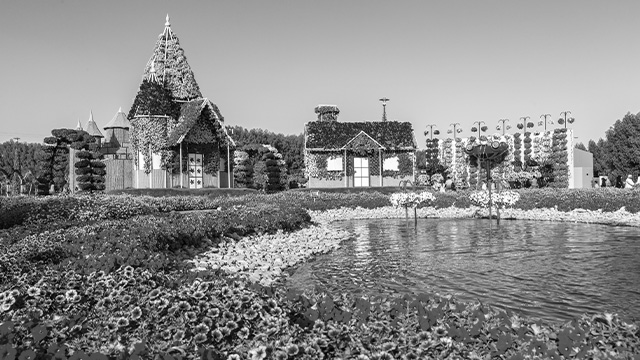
[
  {"left": 163, "top": 14, "right": 174, "bottom": 40},
  {"left": 85, "top": 110, "right": 104, "bottom": 138},
  {"left": 76, "top": 118, "right": 83, "bottom": 131}
]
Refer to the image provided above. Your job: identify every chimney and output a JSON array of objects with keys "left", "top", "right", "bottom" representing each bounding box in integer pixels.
[{"left": 314, "top": 105, "right": 340, "bottom": 122}]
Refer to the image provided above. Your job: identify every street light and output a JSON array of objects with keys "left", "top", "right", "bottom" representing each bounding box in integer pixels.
[
  {"left": 558, "top": 111, "right": 575, "bottom": 129},
  {"left": 497, "top": 119, "right": 510, "bottom": 136},
  {"left": 471, "top": 121, "right": 487, "bottom": 139},
  {"left": 379, "top": 98, "right": 390, "bottom": 121},
  {"left": 517, "top": 116, "right": 533, "bottom": 131},
  {"left": 447, "top": 123, "right": 462, "bottom": 138},
  {"left": 539, "top": 114, "right": 552, "bottom": 132},
  {"left": 424, "top": 124, "right": 439, "bottom": 141}
]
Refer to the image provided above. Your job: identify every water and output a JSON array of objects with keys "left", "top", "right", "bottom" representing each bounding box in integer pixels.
[{"left": 286, "top": 219, "right": 640, "bottom": 324}]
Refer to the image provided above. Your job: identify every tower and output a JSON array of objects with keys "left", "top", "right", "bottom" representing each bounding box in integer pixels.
[
  {"left": 103, "top": 107, "right": 132, "bottom": 156},
  {"left": 84, "top": 111, "right": 104, "bottom": 147}
]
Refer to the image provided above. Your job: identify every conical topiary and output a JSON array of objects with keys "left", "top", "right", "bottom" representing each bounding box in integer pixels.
[{"left": 141, "top": 15, "right": 202, "bottom": 101}]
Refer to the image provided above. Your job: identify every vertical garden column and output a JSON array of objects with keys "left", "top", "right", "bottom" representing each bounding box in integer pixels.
[
  {"left": 179, "top": 142, "right": 183, "bottom": 188},
  {"left": 344, "top": 149, "right": 348, "bottom": 187},
  {"left": 379, "top": 148, "right": 383, "bottom": 186}
]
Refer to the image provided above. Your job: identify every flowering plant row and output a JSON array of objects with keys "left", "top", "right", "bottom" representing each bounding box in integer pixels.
[
  {"left": 469, "top": 190, "right": 520, "bottom": 208},
  {"left": 390, "top": 191, "right": 435, "bottom": 208}
]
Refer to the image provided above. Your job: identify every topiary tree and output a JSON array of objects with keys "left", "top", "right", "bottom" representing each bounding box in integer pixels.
[
  {"left": 74, "top": 145, "right": 106, "bottom": 193},
  {"left": 263, "top": 152, "right": 282, "bottom": 192},
  {"left": 38, "top": 129, "right": 76, "bottom": 194},
  {"left": 36, "top": 129, "right": 105, "bottom": 195},
  {"left": 233, "top": 150, "right": 252, "bottom": 188}
]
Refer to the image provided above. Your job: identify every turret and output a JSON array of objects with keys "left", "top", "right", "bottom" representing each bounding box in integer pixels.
[
  {"left": 103, "top": 107, "right": 131, "bottom": 149},
  {"left": 84, "top": 110, "right": 104, "bottom": 147}
]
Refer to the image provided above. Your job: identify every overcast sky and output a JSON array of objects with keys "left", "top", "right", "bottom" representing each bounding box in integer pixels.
[{"left": 1, "top": 0, "right": 639, "bottom": 147}]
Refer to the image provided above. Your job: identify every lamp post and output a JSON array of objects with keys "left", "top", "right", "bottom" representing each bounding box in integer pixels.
[
  {"left": 497, "top": 119, "right": 510, "bottom": 136},
  {"left": 11, "top": 138, "right": 22, "bottom": 195},
  {"left": 559, "top": 111, "right": 575, "bottom": 129},
  {"left": 539, "top": 114, "right": 552, "bottom": 132},
  {"left": 424, "top": 124, "right": 438, "bottom": 141},
  {"left": 379, "top": 98, "right": 390, "bottom": 121},
  {"left": 471, "top": 121, "right": 486, "bottom": 139},
  {"left": 518, "top": 116, "right": 533, "bottom": 132},
  {"left": 448, "top": 123, "right": 462, "bottom": 139}
]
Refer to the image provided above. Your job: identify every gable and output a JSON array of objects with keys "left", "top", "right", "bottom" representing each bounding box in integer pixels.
[
  {"left": 166, "top": 99, "right": 225, "bottom": 146},
  {"left": 342, "top": 131, "right": 384, "bottom": 150},
  {"left": 305, "top": 121, "right": 416, "bottom": 150}
]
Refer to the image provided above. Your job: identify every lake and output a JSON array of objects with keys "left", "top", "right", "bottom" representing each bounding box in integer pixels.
[{"left": 286, "top": 218, "right": 640, "bottom": 324}]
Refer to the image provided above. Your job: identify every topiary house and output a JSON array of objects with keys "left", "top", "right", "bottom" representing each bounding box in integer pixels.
[
  {"left": 126, "top": 15, "right": 234, "bottom": 189},
  {"left": 304, "top": 105, "right": 417, "bottom": 188}
]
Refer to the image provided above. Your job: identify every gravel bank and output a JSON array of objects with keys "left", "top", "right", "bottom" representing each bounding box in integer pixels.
[
  {"left": 189, "top": 206, "right": 640, "bottom": 285},
  {"left": 310, "top": 206, "right": 640, "bottom": 227}
]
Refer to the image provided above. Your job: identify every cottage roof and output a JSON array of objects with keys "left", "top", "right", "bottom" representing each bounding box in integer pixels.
[
  {"left": 104, "top": 107, "right": 131, "bottom": 130},
  {"left": 304, "top": 121, "right": 416, "bottom": 150},
  {"left": 166, "top": 98, "right": 227, "bottom": 146},
  {"left": 84, "top": 111, "right": 104, "bottom": 138},
  {"left": 140, "top": 15, "right": 202, "bottom": 101}
]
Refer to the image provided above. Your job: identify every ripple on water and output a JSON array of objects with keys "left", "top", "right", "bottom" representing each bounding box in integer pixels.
[{"left": 285, "top": 218, "right": 640, "bottom": 324}]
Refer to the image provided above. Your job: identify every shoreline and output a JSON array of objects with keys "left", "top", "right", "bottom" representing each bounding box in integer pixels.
[
  {"left": 310, "top": 205, "right": 640, "bottom": 227},
  {"left": 189, "top": 205, "right": 640, "bottom": 287}
]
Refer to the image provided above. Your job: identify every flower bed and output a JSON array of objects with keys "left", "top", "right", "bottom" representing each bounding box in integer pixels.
[{"left": 1, "top": 192, "right": 640, "bottom": 359}]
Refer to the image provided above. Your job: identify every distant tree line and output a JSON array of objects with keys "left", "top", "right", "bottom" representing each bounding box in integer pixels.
[
  {"left": 579, "top": 111, "right": 640, "bottom": 187},
  {"left": 0, "top": 140, "right": 42, "bottom": 195}
]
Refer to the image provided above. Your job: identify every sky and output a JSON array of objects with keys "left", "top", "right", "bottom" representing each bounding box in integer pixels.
[{"left": 1, "top": 0, "right": 639, "bottom": 147}]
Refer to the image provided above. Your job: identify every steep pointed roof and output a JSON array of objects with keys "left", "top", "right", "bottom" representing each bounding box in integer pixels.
[
  {"left": 84, "top": 111, "right": 104, "bottom": 138},
  {"left": 104, "top": 107, "right": 131, "bottom": 129},
  {"left": 141, "top": 15, "right": 202, "bottom": 101},
  {"left": 75, "top": 119, "right": 83, "bottom": 131}
]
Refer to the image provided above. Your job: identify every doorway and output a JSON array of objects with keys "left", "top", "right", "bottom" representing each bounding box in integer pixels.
[{"left": 353, "top": 157, "right": 369, "bottom": 187}]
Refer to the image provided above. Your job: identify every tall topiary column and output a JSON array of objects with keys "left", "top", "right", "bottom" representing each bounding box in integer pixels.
[
  {"left": 263, "top": 152, "right": 282, "bottom": 192},
  {"left": 233, "top": 150, "right": 251, "bottom": 188},
  {"left": 74, "top": 144, "right": 106, "bottom": 193}
]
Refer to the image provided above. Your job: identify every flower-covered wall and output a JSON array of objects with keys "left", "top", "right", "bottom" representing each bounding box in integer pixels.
[
  {"left": 304, "top": 149, "right": 415, "bottom": 188},
  {"left": 434, "top": 129, "right": 575, "bottom": 189}
]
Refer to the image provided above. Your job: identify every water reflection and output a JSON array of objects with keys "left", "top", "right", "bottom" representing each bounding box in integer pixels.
[{"left": 286, "top": 219, "right": 640, "bottom": 324}]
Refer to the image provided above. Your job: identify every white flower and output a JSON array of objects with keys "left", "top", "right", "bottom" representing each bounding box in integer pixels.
[{"left": 390, "top": 191, "right": 435, "bottom": 208}]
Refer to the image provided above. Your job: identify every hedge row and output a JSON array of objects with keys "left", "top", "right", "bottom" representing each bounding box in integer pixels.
[{"left": 3, "top": 188, "right": 640, "bottom": 231}]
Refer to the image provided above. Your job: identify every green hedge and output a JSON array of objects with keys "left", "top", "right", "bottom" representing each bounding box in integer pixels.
[{"left": 4, "top": 188, "right": 640, "bottom": 232}]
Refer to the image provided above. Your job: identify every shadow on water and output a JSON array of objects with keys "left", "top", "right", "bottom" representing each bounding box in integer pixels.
[{"left": 286, "top": 218, "right": 640, "bottom": 324}]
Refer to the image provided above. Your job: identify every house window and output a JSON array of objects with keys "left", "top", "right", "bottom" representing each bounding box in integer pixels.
[
  {"left": 383, "top": 156, "right": 399, "bottom": 171},
  {"left": 188, "top": 153, "right": 203, "bottom": 189},
  {"left": 353, "top": 157, "right": 369, "bottom": 187},
  {"left": 326, "top": 156, "right": 343, "bottom": 171}
]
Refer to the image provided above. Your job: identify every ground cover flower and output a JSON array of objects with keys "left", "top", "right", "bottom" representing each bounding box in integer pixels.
[
  {"left": 1, "top": 191, "right": 640, "bottom": 359},
  {"left": 389, "top": 191, "right": 435, "bottom": 208}
]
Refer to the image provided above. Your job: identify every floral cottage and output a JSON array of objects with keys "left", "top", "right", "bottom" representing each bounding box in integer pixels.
[
  {"left": 73, "top": 15, "right": 234, "bottom": 191},
  {"left": 304, "top": 105, "right": 417, "bottom": 188}
]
